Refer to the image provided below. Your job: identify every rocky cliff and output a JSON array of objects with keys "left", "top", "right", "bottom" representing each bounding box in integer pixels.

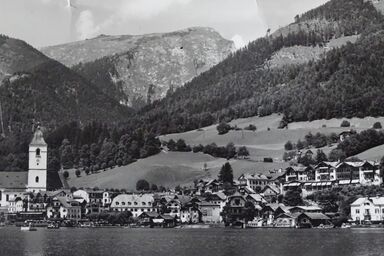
[{"left": 41, "top": 27, "right": 234, "bottom": 107}]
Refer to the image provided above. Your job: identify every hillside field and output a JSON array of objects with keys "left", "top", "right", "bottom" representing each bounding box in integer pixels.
[{"left": 68, "top": 114, "right": 384, "bottom": 190}]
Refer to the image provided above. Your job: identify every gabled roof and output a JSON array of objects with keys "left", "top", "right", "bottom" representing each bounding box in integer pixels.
[
  {"left": 299, "top": 212, "right": 330, "bottom": 220},
  {"left": 261, "top": 184, "right": 280, "bottom": 195},
  {"left": 351, "top": 197, "right": 384, "bottom": 206},
  {"left": 139, "top": 212, "right": 160, "bottom": 218},
  {"left": 213, "top": 192, "right": 226, "bottom": 201},
  {"left": 289, "top": 206, "right": 322, "bottom": 212},
  {"left": 316, "top": 161, "right": 339, "bottom": 168},
  {"left": 246, "top": 194, "right": 267, "bottom": 204},
  {"left": 0, "top": 172, "right": 28, "bottom": 189}
]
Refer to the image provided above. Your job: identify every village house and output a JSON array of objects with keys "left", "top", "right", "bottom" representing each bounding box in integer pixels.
[
  {"left": 180, "top": 204, "right": 200, "bottom": 224},
  {"left": 222, "top": 193, "right": 248, "bottom": 224},
  {"left": 195, "top": 179, "right": 221, "bottom": 195},
  {"left": 46, "top": 196, "right": 81, "bottom": 220},
  {"left": 205, "top": 192, "right": 227, "bottom": 213},
  {"left": 238, "top": 173, "right": 277, "bottom": 192},
  {"left": 285, "top": 166, "right": 314, "bottom": 182},
  {"left": 110, "top": 194, "right": 156, "bottom": 217},
  {"left": 275, "top": 212, "right": 299, "bottom": 228},
  {"left": 197, "top": 201, "right": 221, "bottom": 223},
  {"left": 261, "top": 184, "right": 281, "bottom": 202},
  {"left": 350, "top": 196, "right": 384, "bottom": 223}
]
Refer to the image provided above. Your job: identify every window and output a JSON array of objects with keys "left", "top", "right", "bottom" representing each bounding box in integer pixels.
[
  {"left": 116, "top": 202, "right": 120, "bottom": 205},
  {"left": 122, "top": 202, "right": 125, "bottom": 206},
  {"left": 35, "top": 176, "right": 39, "bottom": 183},
  {"left": 36, "top": 148, "right": 41, "bottom": 157},
  {"left": 142, "top": 202, "right": 146, "bottom": 205},
  {"left": 134, "top": 202, "right": 138, "bottom": 205},
  {"left": 375, "top": 208, "right": 380, "bottom": 214},
  {"left": 128, "top": 202, "right": 132, "bottom": 205},
  {"left": 356, "top": 209, "right": 360, "bottom": 214}
]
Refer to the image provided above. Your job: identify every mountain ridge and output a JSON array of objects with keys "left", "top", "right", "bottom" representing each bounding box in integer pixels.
[{"left": 41, "top": 27, "right": 235, "bottom": 107}]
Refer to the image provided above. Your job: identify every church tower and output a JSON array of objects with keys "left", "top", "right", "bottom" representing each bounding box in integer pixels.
[{"left": 27, "top": 125, "right": 47, "bottom": 192}]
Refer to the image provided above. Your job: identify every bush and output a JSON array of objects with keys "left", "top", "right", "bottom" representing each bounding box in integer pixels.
[
  {"left": 244, "top": 124, "right": 257, "bottom": 131},
  {"left": 136, "top": 179, "right": 150, "bottom": 191},
  {"left": 216, "top": 122, "right": 231, "bottom": 135},
  {"left": 284, "top": 141, "right": 294, "bottom": 151},
  {"left": 63, "top": 170, "right": 69, "bottom": 179},
  {"left": 373, "top": 122, "right": 382, "bottom": 129},
  {"left": 75, "top": 169, "right": 81, "bottom": 177},
  {"left": 85, "top": 167, "right": 90, "bottom": 175},
  {"left": 340, "top": 120, "right": 351, "bottom": 127}
]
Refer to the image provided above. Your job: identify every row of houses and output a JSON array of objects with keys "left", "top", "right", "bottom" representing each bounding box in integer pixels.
[{"left": 235, "top": 160, "right": 383, "bottom": 199}]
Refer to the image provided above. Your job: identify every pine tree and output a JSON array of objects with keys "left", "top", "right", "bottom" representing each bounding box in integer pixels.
[{"left": 218, "top": 162, "right": 234, "bottom": 184}]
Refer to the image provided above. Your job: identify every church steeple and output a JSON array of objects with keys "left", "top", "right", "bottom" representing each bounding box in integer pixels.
[{"left": 27, "top": 124, "right": 47, "bottom": 192}]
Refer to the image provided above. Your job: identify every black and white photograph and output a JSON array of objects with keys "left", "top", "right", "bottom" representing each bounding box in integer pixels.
[{"left": 0, "top": 0, "right": 384, "bottom": 255}]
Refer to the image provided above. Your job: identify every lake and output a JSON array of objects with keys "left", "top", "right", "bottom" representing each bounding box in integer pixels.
[{"left": 0, "top": 227, "right": 383, "bottom": 256}]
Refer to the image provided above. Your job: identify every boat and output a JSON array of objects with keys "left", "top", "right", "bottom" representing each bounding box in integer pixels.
[
  {"left": 47, "top": 223, "right": 60, "bottom": 229},
  {"left": 21, "top": 223, "right": 37, "bottom": 231}
]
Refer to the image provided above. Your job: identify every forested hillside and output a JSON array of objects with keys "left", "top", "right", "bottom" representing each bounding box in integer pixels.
[{"left": 126, "top": 0, "right": 384, "bottom": 135}]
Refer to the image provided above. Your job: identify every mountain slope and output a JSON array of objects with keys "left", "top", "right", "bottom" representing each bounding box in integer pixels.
[
  {"left": 0, "top": 35, "right": 130, "bottom": 131},
  {"left": 121, "top": 0, "right": 384, "bottom": 136},
  {"left": 41, "top": 27, "right": 234, "bottom": 107}
]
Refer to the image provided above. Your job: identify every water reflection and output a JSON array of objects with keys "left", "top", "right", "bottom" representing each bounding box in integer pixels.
[{"left": 1, "top": 227, "right": 384, "bottom": 256}]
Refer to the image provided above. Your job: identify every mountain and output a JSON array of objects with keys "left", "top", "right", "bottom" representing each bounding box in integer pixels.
[
  {"left": 119, "top": 0, "right": 384, "bottom": 136},
  {"left": 41, "top": 27, "right": 235, "bottom": 108},
  {"left": 0, "top": 35, "right": 130, "bottom": 132}
]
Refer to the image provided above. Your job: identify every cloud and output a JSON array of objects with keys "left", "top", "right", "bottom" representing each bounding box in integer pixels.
[
  {"left": 231, "top": 34, "right": 246, "bottom": 49},
  {"left": 76, "top": 10, "right": 100, "bottom": 40},
  {"left": 119, "top": 0, "right": 192, "bottom": 20}
]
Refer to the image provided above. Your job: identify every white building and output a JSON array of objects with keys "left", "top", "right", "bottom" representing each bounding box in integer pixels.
[
  {"left": 350, "top": 197, "right": 384, "bottom": 223},
  {"left": 46, "top": 196, "right": 81, "bottom": 220},
  {"left": 0, "top": 125, "right": 48, "bottom": 212},
  {"left": 110, "top": 194, "right": 156, "bottom": 217}
]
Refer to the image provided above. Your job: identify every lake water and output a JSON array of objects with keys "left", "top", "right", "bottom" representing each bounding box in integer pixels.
[{"left": 1, "top": 227, "right": 384, "bottom": 256}]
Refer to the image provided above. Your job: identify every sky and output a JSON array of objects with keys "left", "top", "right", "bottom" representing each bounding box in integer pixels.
[{"left": 0, "top": 0, "right": 328, "bottom": 49}]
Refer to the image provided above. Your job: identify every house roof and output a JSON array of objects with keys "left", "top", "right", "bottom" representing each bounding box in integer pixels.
[
  {"left": 56, "top": 197, "right": 79, "bottom": 208},
  {"left": 0, "top": 172, "right": 28, "bottom": 189},
  {"left": 174, "top": 195, "right": 192, "bottom": 205},
  {"left": 160, "top": 214, "right": 175, "bottom": 220},
  {"left": 239, "top": 173, "right": 269, "bottom": 180},
  {"left": 290, "top": 206, "right": 322, "bottom": 212},
  {"left": 213, "top": 192, "right": 226, "bottom": 201},
  {"left": 246, "top": 194, "right": 267, "bottom": 203},
  {"left": 139, "top": 212, "right": 160, "bottom": 218},
  {"left": 299, "top": 212, "right": 330, "bottom": 220},
  {"left": 111, "top": 194, "right": 154, "bottom": 207},
  {"left": 261, "top": 184, "right": 280, "bottom": 195},
  {"left": 351, "top": 197, "right": 384, "bottom": 206}
]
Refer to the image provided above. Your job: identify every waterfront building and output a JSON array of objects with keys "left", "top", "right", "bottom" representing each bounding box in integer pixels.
[
  {"left": 297, "top": 212, "right": 331, "bottom": 228},
  {"left": 180, "top": 204, "right": 200, "bottom": 223},
  {"left": 110, "top": 194, "right": 156, "bottom": 217},
  {"left": 275, "top": 213, "right": 299, "bottom": 228},
  {"left": 197, "top": 201, "right": 221, "bottom": 223},
  {"left": 350, "top": 196, "right": 384, "bottom": 223},
  {"left": 46, "top": 196, "right": 81, "bottom": 220}
]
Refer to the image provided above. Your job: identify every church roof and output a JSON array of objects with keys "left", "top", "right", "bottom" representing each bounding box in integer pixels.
[
  {"left": 30, "top": 126, "right": 47, "bottom": 146},
  {"left": 0, "top": 172, "right": 28, "bottom": 189}
]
